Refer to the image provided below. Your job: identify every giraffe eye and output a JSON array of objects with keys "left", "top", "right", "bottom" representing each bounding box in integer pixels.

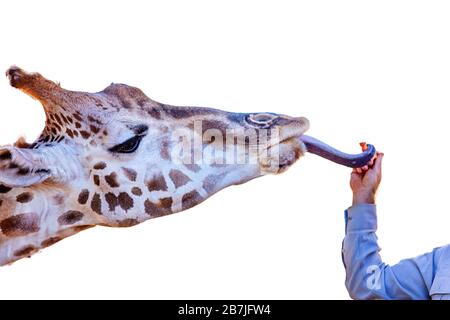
[{"left": 109, "top": 135, "right": 143, "bottom": 154}]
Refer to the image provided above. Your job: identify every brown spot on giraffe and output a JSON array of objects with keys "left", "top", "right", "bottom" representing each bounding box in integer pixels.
[
  {"left": 131, "top": 187, "right": 142, "bottom": 196},
  {"left": 60, "top": 113, "right": 68, "bottom": 124},
  {"left": 66, "top": 128, "right": 74, "bottom": 139},
  {"left": 73, "top": 113, "right": 83, "bottom": 122},
  {"left": 58, "top": 210, "right": 84, "bottom": 225},
  {"left": 87, "top": 115, "right": 101, "bottom": 124},
  {"left": 91, "top": 193, "right": 102, "bottom": 215},
  {"left": 0, "top": 184, "right": 12, "bottom": 193},
  {"left": 75, "top": 122, "right": 82, "bottom": 129},
  {"left": 90, "top": 125, "right": 100, "bottom": 134},
  {"left": 105, "top": 192, "right": 118, "bottom": 211},
  {"left": 121, "top": 167, "right": 137, "bottom": 182},
  {"left": 80, "top": 130, "right": 90, "bottom": 139},
  {"left": 0, "top": 150, "right": 12, "bottom": 160},
  {"left": 147, "top": 107, "right": 161, "bottom": 119},
  {"left": 72, "top": 225, "right": 94, "bottom": 233},
  {"left": 0, "top": 213, "right": 40, "bottom": 237},
  {"left": 53, "top": 122, "right": 62, "bottom": 131},
  {"left": 93, "top": 175, "right": 100, "bottom": 186},
  {"left": 169, "top": 169, "right": 191, "bottom": 188},
  {"left": 147, "top": 174, "right": 168, "bottom": 192},
  {"left": 182, "top": 190, "right": 203, "bottom": 211},
  {"left": 136, "top": 97, "right": 148, "bottom": 108},
  {"left": 105, "top": 172, "right": 120, "bottom": 188},
  {"left": 78, "top": 189, "right": 89, "bottom": 205},
  {"left": 16, "top": 192, "right": 33, "bottom": 203},
  {"left": 118, "top": 192, "right": 133, "bottom": 211},
  {"left": 185, "top": 163, "right": 201, "bottom": 173},
  {"left": 203, "top": 173, "right": 227, "bottom": 194},
  {"left": 41, "top": 237, "right": 62, "bottom": 248},
  {"left": 54, "top": 113, "right": 63, "bottom": 126},
  {"left": 94, "top": 162, "right": 107, "bottom": 170},
  {"left": 14, "top": 245, "right": 37, "bottom": 257},
  {"left": 144, "top": 197, "right": 173, "bottom": 217},
  {"left": 117, "top": 218, "right": 139, "bottom": 227},
  {"left": 144, "top": 199, "right": 155, "bottom": 215},
  {"left": 160, "top": 197, "right": 173, "bottom": 211}
]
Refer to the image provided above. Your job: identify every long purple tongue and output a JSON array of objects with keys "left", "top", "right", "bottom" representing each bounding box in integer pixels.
[{"left": 299, "top": 135, "right": 376, "bottom": 168}]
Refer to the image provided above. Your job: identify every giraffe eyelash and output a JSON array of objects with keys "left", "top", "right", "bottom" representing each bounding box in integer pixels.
[{"left": 108, "top": 135, "right": 144, "bottom": 154}]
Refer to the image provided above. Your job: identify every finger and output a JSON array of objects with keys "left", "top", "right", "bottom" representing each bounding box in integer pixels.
[
  {"left": 373, "top": 152, "right": 384, "bottom": 172},
  {"left": 351, "top": 171, "right": 359, "bottom": 178},
  {"left": 350, "top": 171, "right": 361, "bottom": 180},
  {"left": 361, "top": 153, "right": 377, "bottom": 169},
  {"left": 356, "top": 167, "right": 362, "bottom": 174}
]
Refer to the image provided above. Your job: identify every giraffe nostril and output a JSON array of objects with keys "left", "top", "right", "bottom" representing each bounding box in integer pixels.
[{"left": 246, "top": 113, "right": 277, "bottom": 127}]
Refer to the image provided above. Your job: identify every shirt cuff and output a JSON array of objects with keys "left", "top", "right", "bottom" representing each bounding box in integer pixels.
[{"left": 345, "top": 204, "right": 377, "bottom": 233}]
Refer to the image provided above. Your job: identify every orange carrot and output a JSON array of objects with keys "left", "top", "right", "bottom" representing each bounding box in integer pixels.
[{"left": 359, "top": 142, "right": 368, "bottom": 151}]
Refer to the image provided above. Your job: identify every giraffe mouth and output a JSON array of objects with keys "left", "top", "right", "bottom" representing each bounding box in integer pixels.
[
  {"left": 258, "top": 133, "right": 306, "bottom": 174},
  {"left": 261, "top": 133, "right": 377, "bottom": 170}
]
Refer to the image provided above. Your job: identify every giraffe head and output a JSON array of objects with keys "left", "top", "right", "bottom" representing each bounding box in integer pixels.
[
  {"left": 0, "top": 66, "right": 374, "bottom": 265},
  {"left": 2, "top": 66, "right": 309, "bottom": 215}
]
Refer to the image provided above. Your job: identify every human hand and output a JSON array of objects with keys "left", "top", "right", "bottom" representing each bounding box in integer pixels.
[{"left": 350, "top": 152, "right": 384, "bottom": 205}]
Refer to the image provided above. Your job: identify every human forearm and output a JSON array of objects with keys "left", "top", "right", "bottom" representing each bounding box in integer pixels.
[
  {"left": 343, "top": 204, "right": 435, "bottom": 300},
  {"left": 343, "top": 204, "right": 383, "bottom": 299}
]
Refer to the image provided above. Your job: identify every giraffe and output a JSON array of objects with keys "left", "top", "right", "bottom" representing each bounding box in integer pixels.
[{"left": 0, "top": 66, "right": 375, "bottom": 266}]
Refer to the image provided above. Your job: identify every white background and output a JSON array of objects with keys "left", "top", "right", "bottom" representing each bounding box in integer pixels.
[{"left": 0, "top": 0, "right": 449, "bottom": 300}]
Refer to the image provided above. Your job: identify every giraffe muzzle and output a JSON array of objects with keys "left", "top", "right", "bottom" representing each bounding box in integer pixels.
[{"left": 299, "top": 135, "right": 376, "bottom": 168}]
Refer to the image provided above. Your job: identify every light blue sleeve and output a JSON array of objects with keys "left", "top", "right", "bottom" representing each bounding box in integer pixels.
[{"left": 342, "top": 204, "right": 443, "bottom": 300}]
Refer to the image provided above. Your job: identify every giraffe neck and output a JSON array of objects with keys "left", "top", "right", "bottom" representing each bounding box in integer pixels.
[
  {"left": 0, "top": 183, "right": 67, "bottom": 227},
  {"left": 0, "top": 182, "right": 93, "bottom": 265}
]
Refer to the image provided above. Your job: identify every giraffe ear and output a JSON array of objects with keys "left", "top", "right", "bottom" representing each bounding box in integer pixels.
[{"left": 0, "top": 147, "right": 51, "bottom": 187}]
